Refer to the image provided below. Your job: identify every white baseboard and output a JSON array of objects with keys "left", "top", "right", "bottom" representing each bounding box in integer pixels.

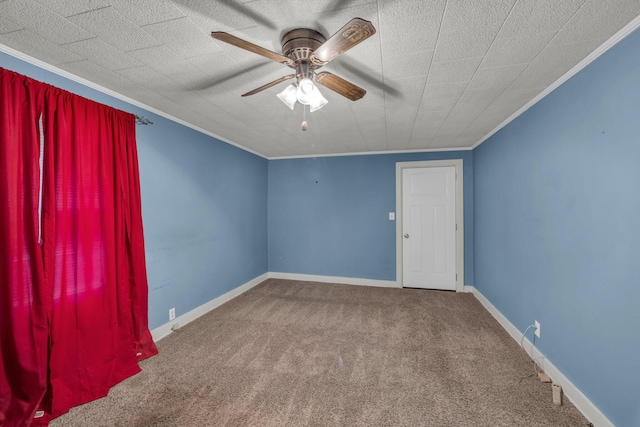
[
  {"left": 467, "top": 286, "right": 613, "bottom": 427},
  {"left": 267, "top": 272, "right": 400, "bottom": 288},
  {"left": 151, "top": 273, "right": 268, "bottom": 342}
]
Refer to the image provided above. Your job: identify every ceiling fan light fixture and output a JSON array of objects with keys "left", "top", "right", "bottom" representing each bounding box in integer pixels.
[
  {"left": 277, "top": 84, "right": 297, "bottom": 110},
  {"left": 278, "top": 79, "right": 328, "bottom": 112},
  {"left": 309, "top": 89, "right": 328, "bottom": 112},
  {"left": 298, "top": 78, "right": 314, "bottom": 95},
  {"left": 295, "top": 78, "right": 328, "bottom": 112},
  {"left": 295, "top": 78, "right": 316, "bottom": 105}
]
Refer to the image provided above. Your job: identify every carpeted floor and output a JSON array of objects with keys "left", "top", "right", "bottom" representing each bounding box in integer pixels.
[{"left": 51, "top": 279, "right": 590, "bottom": 426}]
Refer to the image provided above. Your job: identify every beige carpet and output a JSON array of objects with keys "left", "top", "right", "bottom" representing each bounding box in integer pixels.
[{"left": 51, "top": 279, "right": 590, "bottom": 426}]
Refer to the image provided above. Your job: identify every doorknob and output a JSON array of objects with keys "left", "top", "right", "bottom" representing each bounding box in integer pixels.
[{"left": 404, "top": 233, "right": 409, "bottom": 238}]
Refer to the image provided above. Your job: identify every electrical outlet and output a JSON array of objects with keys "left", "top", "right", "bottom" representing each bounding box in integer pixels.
[
  {"left": 534, "top": 320, "right": 541, "bottom": 338},
  {"left": 169, "top": 307, "right": 176, "bottom": 321}
]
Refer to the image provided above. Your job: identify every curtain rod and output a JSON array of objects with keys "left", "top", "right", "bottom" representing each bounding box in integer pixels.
[{"left": 135, "top": 115, "right": 153, "bottom": 125}]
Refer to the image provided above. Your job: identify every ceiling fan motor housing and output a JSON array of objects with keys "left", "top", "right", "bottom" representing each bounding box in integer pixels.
[{"left": 281, "top": 29, "right": 327, "bottom": 81}]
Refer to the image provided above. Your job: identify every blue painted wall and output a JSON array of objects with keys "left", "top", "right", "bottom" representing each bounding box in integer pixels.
[
  {"left": 473, "top": 29, "right": 640, "bottom": 427},
  {"left": 268, "top": 151, "right": 474, "bottom": 284},
  {"left": 137, "top": 119, "right": 267, "bottom": 330},
  {"left": 0, "top": 52, "right": 269, "bottom": 330}
]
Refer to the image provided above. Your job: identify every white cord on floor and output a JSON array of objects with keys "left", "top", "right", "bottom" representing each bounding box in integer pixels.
[{"left": 518, "top": 324, "right": 539, "bottom": 382}]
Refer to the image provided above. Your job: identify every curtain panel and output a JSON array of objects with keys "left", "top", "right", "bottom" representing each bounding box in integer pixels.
[{"left": 0, "top": 68, "right": 157, "bottom": 426}]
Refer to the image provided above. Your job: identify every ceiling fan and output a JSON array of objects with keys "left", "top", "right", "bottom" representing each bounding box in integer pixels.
[{"left": 211, "top": 18, "right": 376, "bottom": 113}]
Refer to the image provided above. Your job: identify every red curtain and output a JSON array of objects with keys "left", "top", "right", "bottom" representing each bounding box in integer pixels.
[
  {"left": 0, "top": 67, "right": 49, "bottom": 427},
  {"left": 0, "top": 68, "right": 157, "bottom": 426}
]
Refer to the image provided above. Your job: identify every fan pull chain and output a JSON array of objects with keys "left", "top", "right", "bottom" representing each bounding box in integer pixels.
[{"left": 301, "top": 105, "right": 308, "bottom": 131}]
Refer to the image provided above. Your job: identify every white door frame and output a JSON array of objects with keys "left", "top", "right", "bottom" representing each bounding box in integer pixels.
[{"left": 396, "top": 160, "right": 464, "bottom": 292}]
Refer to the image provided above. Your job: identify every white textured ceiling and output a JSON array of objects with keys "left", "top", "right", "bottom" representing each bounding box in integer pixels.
[{"left": 1, "top": 0, "right": 639, "bottom": 158}]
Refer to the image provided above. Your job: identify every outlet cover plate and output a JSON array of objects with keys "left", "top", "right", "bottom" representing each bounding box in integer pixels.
[
  {"left": 534, "top": 320, "right": 540, "bottom": 338},
  {"left": 169, "top": 307, "right": 176, "bottom": 321}
]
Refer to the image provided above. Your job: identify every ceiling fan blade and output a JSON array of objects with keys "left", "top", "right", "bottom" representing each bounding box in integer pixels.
[
  {"left": 172, "top": 0, "right": 277, "bottom": 30},
  {"left": 310, "top": 18, "right": 376, "bottom": 66},
  {"left": 217, "top": 0, "right": 277, "bottom": 30},
  {"left": 315, "top": 72, "right": 366, "bottom": 101},
  {"left": 339, "top": 60, "right": 402, "bottom": 98},
  {"left": 320, "top": 0, "right": 359, "bottom": 17},
  {"left": 190, "top": 62, "right": 271, "bottom": 91},
  {"left": 211, "top": 32, "right": 293, "bottom": 66},
  {"left": 242, "top": 74, "right": 295, "bottom": 97}
]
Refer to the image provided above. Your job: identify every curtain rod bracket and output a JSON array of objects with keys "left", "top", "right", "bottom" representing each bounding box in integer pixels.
[{"left": 135, "top": 115, "right": 153, "bottom": 125}]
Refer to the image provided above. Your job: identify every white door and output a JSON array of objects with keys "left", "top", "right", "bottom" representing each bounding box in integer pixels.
[{"left": 402, "top": 167, "right": 456, "bottom": 290}]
